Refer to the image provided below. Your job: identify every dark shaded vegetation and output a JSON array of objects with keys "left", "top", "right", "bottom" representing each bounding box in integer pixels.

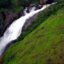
[{"left": 0, "top": 0, "right": 12, "bottom": 8}]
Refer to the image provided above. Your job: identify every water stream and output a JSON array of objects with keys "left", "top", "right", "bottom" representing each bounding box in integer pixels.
[{"left": 0, "top": 3, "right": 55, "bottom": 56}]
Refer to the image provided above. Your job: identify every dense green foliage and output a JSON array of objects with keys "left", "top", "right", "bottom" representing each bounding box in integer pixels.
[
  {"left": 3, "top": 0, "right": 64, "bottom": 63},
  {"left": 0, "top": 0, "right": 39, "bottom": 10},
  {"left": 0, "top": 0, "right": 12, "bottom": 8}
]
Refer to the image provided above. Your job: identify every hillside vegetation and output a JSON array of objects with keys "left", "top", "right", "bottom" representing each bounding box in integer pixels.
[{"left": 3, "top": 2, "right": 64, "bottom": 64}]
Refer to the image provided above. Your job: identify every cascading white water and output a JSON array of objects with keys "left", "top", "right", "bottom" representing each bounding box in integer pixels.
[{"left": 0, "top": 3, "right": 55, "bottom": 56}]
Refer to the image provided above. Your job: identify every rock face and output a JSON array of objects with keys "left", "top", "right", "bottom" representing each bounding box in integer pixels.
[
  {"left": 0, "top": 11, "right": 18, "bottom": 37},
  {"left": 46, "top": 0, "right": 54, "bottom": 4},
  {"left": 22, "top": 13, "right": 39, "bottom": 32},
  {"left": 40, "top": 0, "right": 47, "bottom": 5},
  {"left": 40, "top": 0, "right": 54, "bottom": 5}
]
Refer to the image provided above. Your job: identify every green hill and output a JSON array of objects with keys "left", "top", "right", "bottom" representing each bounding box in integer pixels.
[{"left": 3, "top": 3, "right": 64, "bottom": 64}]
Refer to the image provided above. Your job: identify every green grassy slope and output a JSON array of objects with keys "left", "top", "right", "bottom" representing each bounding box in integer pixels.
[{"left": 3, "top": 6, "right": 64, "bottom": 64}]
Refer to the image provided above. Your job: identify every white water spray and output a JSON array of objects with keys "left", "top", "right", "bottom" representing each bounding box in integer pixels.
[{"left": 0, "top": 3, "right": 55, "bottom": 56}]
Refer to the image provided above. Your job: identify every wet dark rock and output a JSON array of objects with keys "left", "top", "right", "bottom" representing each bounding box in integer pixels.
[
  {"left": 0, "top": 11, "right": 18, "bottom": 37},
  {"left": 22, "top": 13, "right": 39, "bottom": 32},
  {"left": 26, "top": 8, "right": 30, "bottom": 13},
  {"left": 40, "top": 0, "right": 54, "bottom": 5},
  {"left": 35, "top": 4, "right": 43, "bottom": 10},
  {"left": 40, "top": 0, "right": 47, "bottom": 5},
  {"left": 46, "top": 0, "right": 54, "bottom": 4}
]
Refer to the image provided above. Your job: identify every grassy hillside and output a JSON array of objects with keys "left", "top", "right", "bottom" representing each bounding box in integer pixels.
[
  {"left": 18, "top": 1, "right": 64, "bottom": 41},
  {"left": 3, "top": 5, "right": 64, "bottom": 64}
]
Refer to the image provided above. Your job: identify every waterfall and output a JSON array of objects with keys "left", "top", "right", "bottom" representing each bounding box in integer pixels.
[{"left": 0, "top": 3, "right": 56, "bottom": 56}]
